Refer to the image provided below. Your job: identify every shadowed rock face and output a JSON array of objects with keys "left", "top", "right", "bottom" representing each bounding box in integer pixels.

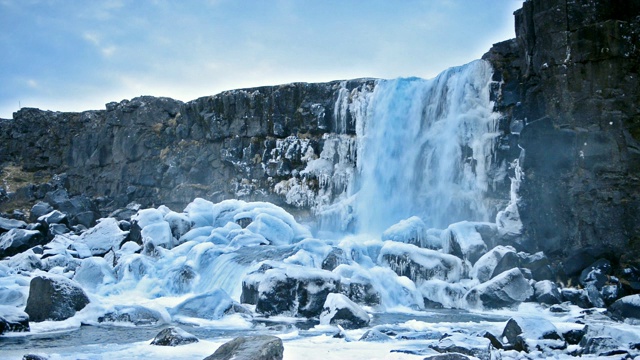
[{"left": 484, "top": 0, "right": 640, "bottom": 263}]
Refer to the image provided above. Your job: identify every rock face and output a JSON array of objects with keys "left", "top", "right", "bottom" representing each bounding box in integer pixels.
[
  {"left": 24, "top": 275, "right": 90, "bottom": 322},
  {"left": 203, "top": 335, "right": 284, "bottom": 360},
  {"left": 484, "top": 0, "right": 640, "bottom": 263}
]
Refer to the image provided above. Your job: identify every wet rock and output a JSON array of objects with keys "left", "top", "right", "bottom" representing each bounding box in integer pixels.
[
  {"left": 533, "top": 280, "right": 561, "bottom": 305},
  {"left": 321, "top": 247, "right": 348, "bottom": 271},
  {"left": 203, "top": 335, "right": 284, "bottom": 360},
  {"left": 338, "top": 280, "right": 380, "bottom": 306},
  {"left": 24, "top": 275, "right": 90, "bottom": 322},
  {"left": 172, "top": 289, "right": 251, "bottom": 320},
  {"left": 608, "top": 294, "right": 640, "bottom": 320},
  {"left": 99, "top": 305, "right": 165, "bottom": 325},
  {"left": 0, "top": 305, "right": 30, "bottom": 334},
  {"left": 150, "top": 326, "right": 199, "bottom": 346},
  {"left": 319, "top": 293, "right": 369, "bottom": 329},
  {"left": 464, "top": 268, "right": 533, "bottom": 309},
  {"left": 0, "top": 229, "right": 45, "bottom": 258}
]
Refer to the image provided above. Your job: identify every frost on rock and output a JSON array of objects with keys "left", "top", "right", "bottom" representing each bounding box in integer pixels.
[
  {"left": 73, "top": 256, "right": 116, "bottom": 292},
  {"left": 99, "top": 305, "right": 166, "bottom": 326},
  {"left": 171, "top": 289, "right": 249, "bottom": 321},
  {"left": 378, "top": 241, "right": 463, "bottom": 284},
  {"left": 470, "top": 245, "right": 518, "bottom": 283},
  {"left": 75, "top": 216, "right": 129, "bottom": 256},
  {"left": 463, "top": 268, "right": 533, "bottom": 309},
  {"left": 24, "top": 274, "right": 90, "bottom": 322},
  {"left": 319, "top": 293, "right": 370, "bottom": 329},
  {"left": 441, "top": 221, "right": 488, "bottom": 264},
  {"left": 418, "top": 279, "right": 468, "bottom": 309},
  {"left": 133, "top": 209, "right": 174, "bottom": 249},
  {"left": 381, "top": 216, "right": 433, "bottom": 248}
]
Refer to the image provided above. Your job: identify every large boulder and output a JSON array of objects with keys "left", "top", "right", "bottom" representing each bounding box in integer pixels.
[
  {"left": 501, "top": 316, "right": 564, "bottom": 352},
  {"left": 533, "top": 280, "right": 562, "bottom": 305},
  {"left": 464, "top": 268, "right": 533, "bottom": 309},
  {"left": 319, "top": 293, "right": 369, "bottom": 329},
  {"left": 75, "top": 217, "right": 129, "bottom": 256},
  {"left": 150, "top": 326, "right": 199, "bottom": 346},
  {"left": 579, "top": 258, "right": 611, "bottom": 290},
  {"left": 24, "top": 275, "right": 90, "bottom": 322},
  {"left": 470, "top": 245, "right": 519, "bottom": 283},
  {"left": 378, "top": 241, "right": 463, "bottom": 283},
  {"left": 98, "top": 305, "right": 165, "bottom": 326},
  {"left": 429, "top": 333, "right": 491, "bottom": 360},
  {"left": 0, "top": 217, "right": 27, "bottom": 233},
  {"left": 442, "top": 221, "right": 488, "bottom": 264},
  {"left": 203, "top": 335, "right": 284, "bottom": 360},
  {"left": 381, "top": 216, "right": 431, "bottom": 248}
]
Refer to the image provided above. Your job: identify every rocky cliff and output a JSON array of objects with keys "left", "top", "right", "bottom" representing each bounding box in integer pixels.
[
  {"left": 1, "top": 0, "right": 640, "bottom": 268},
  {"left": 484, "top": 0, "right": 640, "bottom": 267}
]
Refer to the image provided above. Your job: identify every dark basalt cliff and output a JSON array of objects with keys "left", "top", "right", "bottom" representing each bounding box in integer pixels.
[
  {"left": 1, "top": 0, "right": 640, "bottom": 266},
  {"left": 484, "top": 0, "right": 640, "bottom": 265}
]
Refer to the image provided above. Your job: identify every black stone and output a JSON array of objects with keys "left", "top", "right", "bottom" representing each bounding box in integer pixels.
[
  {"left": 24, "top": 276, "right": 90, "bottom": 322},
  {"left": 203, "top": 335, "right": 284, "bottom": 360}
]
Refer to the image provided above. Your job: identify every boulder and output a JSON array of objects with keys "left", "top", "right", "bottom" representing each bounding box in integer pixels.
[
  {"left": 563, "top": 328, "right": 585, "bottom": 345},
  {"left": 378, "top": 241, "right": 463, "bottom": 283},
  {"left": 73, "top": 257, "right": 117, "bottom": 291},
  {"left": 601, "top": 284, "right": 624, "bottom": 306},
  {"left": 203, "top": 335, "right": 284, "bottom": 360},
  {"left": 150, "top": 326, "right": 199, "bottom": 346},
  {"left": 0, "top": 229, "right": 45, "bottom": 258},
  {"left": 579, "top": 258, "right": 611, "bottom": 290},
  {"left": 24, "top": 275, "right": 90, "bottom": 322},
  {"left": 0, "top": 286, "right": 25, "bottom": 307},
  {"left": 75, "top": 217, "right": 129, "bottom": 256},
  {"left": 29, "top": 202, "right": 54, "bottom": 223},
  {"left": 338, "top": 280, "right": 380, "bottom": 306},
  {"left": 429, "top": 333, "right": 491, "bottom": 360},
  {"left": 319, "top": 293, "right": 369, "bottom": 329},
  {"left": 381, "top": 216, "right": 430, "bottom": 248},
  {"left": 579, "top": 336, "right": 628, "bottom": 357},
  {"left": 248, "top": 266, "right": 340, "bottom": 317},
  {"left": 464, "top": 268, "right": 533, "bottom": 309},
  {"left": 171, "top": 289, "right": 250, "bottom": 321},
  {"left": 43, "top": 189, "right": 98, "bottom": 227},
  {"left": 501, "top": 316, "right": 564, "bottom": 352},
  {"left": 0, "top": 305, "right": 30, "bottom": 334},
  {"left": 518, "top": 251, "right": 554, "bottom": 281},
  {"left": 321, "top": 248, "right": 348, "bottom": 271},
  {"left": 98, "top": 305, "right": 165, "bottom": 325},
  {"left": 0, "top": 217, "right": 27, "bottom": 233},
  {"left": 37, "top": 210, "right": 67, "bottom": 226},
  {"left": 22, "top": 354, "right": 49, "bottom": 360},
  {"left": 470, "top": 245, "right": 518, "bottom": 283},
  {"left": 561, "top": 288, "right": 592, "bottom": 308},
  {"left": 533, "top": 280, "right": 562, "bottom": 305},
  {"left": 608, "top": 294, "right": 640, "bottom": 320},
  {"left": 442, "top": 221, "right": 488, "bottom": 264}
]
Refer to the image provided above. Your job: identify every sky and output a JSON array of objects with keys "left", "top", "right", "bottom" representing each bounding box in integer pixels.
[{"left": 0, "top": 0, "right": 523, "bottom": 119}]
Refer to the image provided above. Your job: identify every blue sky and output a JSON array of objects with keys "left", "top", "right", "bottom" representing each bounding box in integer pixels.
[{"left": 0, "top": 0, "right": 523, "bottom": 119}]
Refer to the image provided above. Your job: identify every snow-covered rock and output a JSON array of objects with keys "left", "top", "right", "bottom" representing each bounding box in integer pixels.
[
  {"left": 442, "top": 221, "right": 488, "bottom": 264},
  {"left": 0, "top": 229, "right": 44, "bottom": 258},
  {"left": 418, "top": 279, "right": 467, "bottom": 309},
  {"left": 0, "top": 305, "right": 30, "bottom": 334},
  {"left": 359, "top": 329, "right": 392, "bottom": 342},
  {"left": 381, "top": 216, "right": 431, "bottom": 248},
  {"left": 608, "top": 294, "right": 640, "bottom": 320},
  {"left": 133, "top": 209, "right": 174, "bottom": 249},
  {"left": 150, "top": 326, "right": 199, "bottom": 346},
  {"left": 163, "top": 211, "right": 193, "bottom": 242},
  {"left": 319, "top": 293, "right": 369, "bottom": 329},
  {"left": 76, "top": 217, "right": 128, "bottom": 255},
  {"left": 470, "top": 245, "right": 518, "bottom": 283},
  {"left": 463, "top": 268, "right": 533, "bottom": 309},
  {"left": 378, "top": 241, "right": 463, "bottom": 283},
  {"left": 24, "top": 274, "right": 90, "bottom": 322},
  {"left": 245, "top": 213, "right": 294, "bottom": 246},
  {"left": 533, "top": 280, "right": 562, "bottom": 305},
  {"left": 501, "top": 316, "right": 564, "bottom": 352},
  {"left": 429, "top": 333, "right": 491, "bottom": 359},
  {"left": 0, "top": 217, "right": 27, "bottom": 232},
  {"left": 99, "top": 305, "right": 166, "bottom": 326}
]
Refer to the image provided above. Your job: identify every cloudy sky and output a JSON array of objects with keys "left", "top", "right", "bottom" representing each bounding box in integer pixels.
[{"left": 0, "top": 0, "right": 523, "bottom": 119}]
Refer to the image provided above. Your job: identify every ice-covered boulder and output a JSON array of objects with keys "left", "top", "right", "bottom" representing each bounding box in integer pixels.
[
  {"left": 501, "top": 316, "right": 564, "bottom": 352},
  {"left": 381, "top": 216, "right": 432, "bottom": 248},
  {"left": 245, "top": 213, "right": 294, "bottom": 246},
  {"left": 518, "top": 251, "right": 554, "bottom": 281},
  {"left": 470, "top": 245, "right": 518, "bottom": 283},
  {"left": 29, "top": 202, "right": 54, "bottom": 223},
  {"left": 203, "top": 335, "right": 284, "bottom": 360},
  {"left": 150, "top": 326, "right": 199, "bottom": 346},
  {"left": 418, "top": 279, "right": 467, "bottom": 309},
  {"left": 37, "top": 210, "right": 68, "bottom": 226},
  {"left": 359, "top": 329, "right": 392, "bottom": 342},
  {"left": 378, "top": 241, "right": 463, "bottom": 283},
  {"left": 247, "top": 265, "right": 340, "bottom": 317},
  {"left": 579, "top": 258, "right": 611, "bottom": 290},
  {"left": 133, "top": 208, "right": 174, "bottom": 249},
  {"left": 171, "top": 289, "right": 250, "bottom": 321},
  {"left": 0, "top": 217, "right": 27, "bottom": 232},
  {"left": 608, "top": 294, "right": 640, "bottom": 320},
  {"left": 533, "top": 280, "right": 562, "bottom": 305},
  {"left": 164, "top": 211, "right": 193, "bottom": 242},
  {"left": 464, "top": 268, "right": 533, "bottom": 309},
  {"left": 319, "top": 293, "right": 369, "bottom": 329},
  {"left": 73, "top": 257, "right": 116, "bottom": 292},
  {"left": 0, "top": 305, "right": 30, "bottom": 334},
  {"left": 429, "top": 333, "right": 491, "bottom": 359},
  {"left": 0, "top": 286, "right": 25, "bottom": 307},
  {"left": 0, "top": 229, "right": 44, "bottom": 258},
  {"left": 442, "top": 221, "right": 488, "bottom": 264},
  {"left": 24, "top": 275, "right": 90, "bottom": 322},
  {"left": 561, "top": 288, "right": 592, "bottom": 308},
  {"left": 75, "top": 217, "right": 129, "bottom": 256},
  {"left": 321, "top": 248, "right": 349, "bottom": 271},
  {"left": 98, "top": 305, "right": 166, "bottom": 325}
]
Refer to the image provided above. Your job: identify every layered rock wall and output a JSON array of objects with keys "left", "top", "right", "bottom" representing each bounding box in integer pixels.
[{"left": 485, "top": 0, "right": 640, "bottom": 262}]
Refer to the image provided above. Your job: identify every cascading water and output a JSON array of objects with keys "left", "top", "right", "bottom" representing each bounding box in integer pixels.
[{"left": 339, "top": 60, "right": 501, "bottom": 234}]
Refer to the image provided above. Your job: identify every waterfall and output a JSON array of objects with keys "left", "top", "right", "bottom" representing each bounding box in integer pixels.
[{"left": 348, "top": 60, "right": 500, "bottom": 234}]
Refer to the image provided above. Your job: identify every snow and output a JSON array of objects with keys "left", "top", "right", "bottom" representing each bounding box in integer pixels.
[
  {"left": 73, "top": 257, "right": 116, "bottom": 292},
  {"left": 76, "top": 217, "right": 128, "bottom": 255},
  {"left": 378, "top": 241, "right": 463, "bottom": 283},
  {"left": 319, "top": 293, "right": 369, "bottom": 326},
  {"left": 381, "top": 216, "right": 428, "bottom": 247}
]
